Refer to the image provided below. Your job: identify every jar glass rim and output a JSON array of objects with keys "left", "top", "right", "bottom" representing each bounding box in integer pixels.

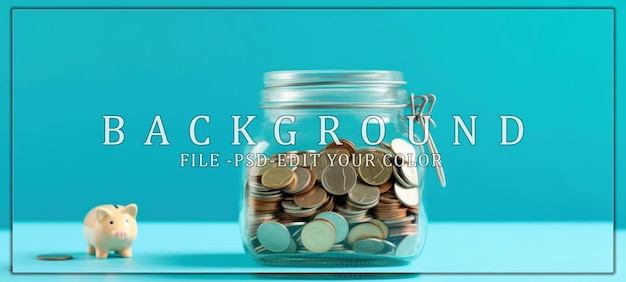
[
  {"left": 264, "top": 70, "right": 406, "bottom": 88},
  {"left": 261, "top": 70, "right": 409, "bottom": 108}
]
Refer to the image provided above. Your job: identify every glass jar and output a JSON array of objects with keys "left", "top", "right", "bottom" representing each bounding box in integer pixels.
[{"left": 239, "top": 70, "right": 445, "bottom": 266}]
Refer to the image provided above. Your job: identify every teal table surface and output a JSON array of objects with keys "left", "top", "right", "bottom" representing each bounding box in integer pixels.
[{"left": 3, "top": 222, "right": 624, "bottom": 281}]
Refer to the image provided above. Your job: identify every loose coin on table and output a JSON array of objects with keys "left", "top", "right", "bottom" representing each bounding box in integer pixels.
[
  {"left": 301, "top": 219, "right": 337, "bottom": 253},
  {"left": 314, "top": 211, "right": 349, "bottom": 243},
  {"left": 257, "top": 222, "right": 292, "bottom": 252},
  {"left": 36, "top": 254, "right": 73, "bottom": 261}
]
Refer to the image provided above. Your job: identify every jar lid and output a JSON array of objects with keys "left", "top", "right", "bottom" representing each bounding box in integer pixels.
[{"left": 264, "top": 70, "right": 406, "bottom": 88}]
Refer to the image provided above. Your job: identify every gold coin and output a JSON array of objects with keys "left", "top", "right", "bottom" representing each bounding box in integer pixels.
[
  {"left": 347, "top": 222, "right": 385, "bottom": 245},
  {"left": 321, "top": 165, "right": 357, "bottom": 195},
  {"left": 357, "top": 152, "right": 392, "bottom": 186},
  {"left": 301, "top": 219, "right": 336, "bottom": 253},
  {"left": 261, "top": 167, "right": 295, "bottom": 189}
]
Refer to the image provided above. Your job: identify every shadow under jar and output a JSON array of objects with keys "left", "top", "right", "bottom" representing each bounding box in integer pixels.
[{"left": 239, "top": 70, "right": 444, "bottom": 266}]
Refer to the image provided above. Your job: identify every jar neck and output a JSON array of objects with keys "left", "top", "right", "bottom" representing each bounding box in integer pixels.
[{"left": 262, "top": 107, "right": 406, "bottom": 123}]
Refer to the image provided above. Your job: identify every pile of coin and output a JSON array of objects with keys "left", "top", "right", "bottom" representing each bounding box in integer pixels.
[{"left": 245, "top": 138, "right": 422, "bottom": 257}]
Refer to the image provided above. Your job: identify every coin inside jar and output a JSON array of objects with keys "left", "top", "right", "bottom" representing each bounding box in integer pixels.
[
  {"left": 301, "top": 219, "right": 336, "bottom": 253},
  {"left": 293, "top": 186, "right": 328, "bottom": 209},
  {"left": 393, "top": 182, "right": 419, "bottom": 207},
  {"left": 357, "top": 152, "right": 392, "bottom": 186},
  {"left": 353, "top": 238, "right": 386, "bottom": 254},
  {"left": 368, "top": 219, "right": 389, "bottom": 239},
  {"left": 395, "top": 234, "right": 419, "bottom": 257},
  {"left": 249, "top": 161, "right": 276, "bottom": 177},
  {"left": 283, "top": 167, "right": 314, "bottom": 194},
  {"left": 314, "top": 211, "right": 349, "bottom": 243},
  {"left": 347, "top": 222, "right": 385, "bottom": 245},
  {"left": 261, "top": 167, "right": 295, "bottom": 189},
  {"left": 348, "top": 183, "right": 380, "bottom": 206},
  {"left": 321, "top": 164, "right": 357, "bottom": 195},
  {"left": 245, "top": 136, "right": 426, "bottom": 259},
  {"left": 378, "top": 178, "right": 393, "bottom": 194},
  {"left": 324, "top": 139, "right": 357, "bottom": 155},
  {"left": 257, "top": 222, "right": 292, "bottom": 252},
  {"left": 390, "top": 138, "right": 419, "bottom": 186}
]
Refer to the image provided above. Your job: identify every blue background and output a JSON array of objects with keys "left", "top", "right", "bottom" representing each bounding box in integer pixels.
[
  {"left": 7, "top": 7, "right": 614, "bottom": 224},
  {"left": 1, "top": 0, "right": 624, "bottom": 280}
]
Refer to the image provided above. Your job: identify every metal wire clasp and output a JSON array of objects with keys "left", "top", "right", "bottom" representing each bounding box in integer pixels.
[{"left": 409, "top": 93, "right": 447, "bottom": 188}]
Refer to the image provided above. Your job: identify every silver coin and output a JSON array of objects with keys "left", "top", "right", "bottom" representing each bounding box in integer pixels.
[
  {"left": 321, "top": 164, "right": 357, "bottom": 195},
  {"left": 284, "top": 206, "right": 317, "bottom": 214},
  {"left": 285, "top": 166, "right": 313, "bottom": 194},
  {"left": 392, "top": 165, "right": 412, "bottom": 188},
  {"left": 347, "top": 222, "right": 384, "bottom": 245},
  {"left": 400, "top": 165, "right": 419, "bottom": 187},
  {"left": 257, "top": 222, "right": 291, "bottom": 252},
  {"left": 390, "top": 138, "right": 419, "bottom": 186},
  {"left": 336, "top": 205, "right": 367, "bottom": 215},
  {"left": 281, "top": 200, "right": 301, "bottom": 210},
  {"left": 395, "top": 234, "right": 419, "bottom": 257},
  {"left": 291, "top": 226, "right": 304, "bottom": 239},
  {"left": 348, "top": 183, "right": 380, "bottom": 206},
  {"left": 346, "top": 198, "right": 379, "bottom": 210},
  {"left": 284, "top": 222, "right": 306, "bottom": 234},
  {"left": 393, "top": 182, "right": 419, "bottom": 207},
  {"left": 301, "top": 219, "right": 336, "bottom": 253},
  {"left": 278, "top": 239, "right": 298, "bottom": 253},
  {"left": 382, "top": 240, "right": 397, "bottom": 254},
  {"left": 382, "top": 215, "right": 416, "bottom": 224},
  {"left": 346, "top": 216, "right": 373, "bottom": 224},
  {"left": 389, "top": 231, "right": 418, "bottom": 238},
  {"left": 368, "top": 219, "right": 389, "bottom": 239},
  {"left": 315, "top": 211, "right": 349, "bottom": 243},
  {"left": 353, "top": 238, "right": 385, "bottom": 254}
]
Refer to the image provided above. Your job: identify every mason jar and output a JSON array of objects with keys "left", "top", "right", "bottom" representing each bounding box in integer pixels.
[{"left": 239, "top": 70, "right": 445, "bottom": 266}]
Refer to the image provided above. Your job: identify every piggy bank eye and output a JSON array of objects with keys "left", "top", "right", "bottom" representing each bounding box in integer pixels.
[
  {"left": 109, "top": 221, "right": 114, "bottom": 225},
  {"left": 125, "top": 219, "right": 129, "bottom": 223}
]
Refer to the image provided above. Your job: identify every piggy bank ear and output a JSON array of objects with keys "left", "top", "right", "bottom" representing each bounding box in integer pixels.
[
  {"left": 123, "top": 203, "right": 138, "bottom": 218},
  {"left": 96, "top": 208, "right": 112, "bottom": 223}
]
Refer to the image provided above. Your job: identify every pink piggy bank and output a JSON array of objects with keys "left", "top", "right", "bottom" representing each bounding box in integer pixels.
[{"left": 83, "top": 203, "right": 138, "bottom": 259}]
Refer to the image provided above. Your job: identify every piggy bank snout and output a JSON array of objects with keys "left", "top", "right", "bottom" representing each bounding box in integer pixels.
[{"left": 113, "top": 230, "right": 129, "bottom": 239}]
